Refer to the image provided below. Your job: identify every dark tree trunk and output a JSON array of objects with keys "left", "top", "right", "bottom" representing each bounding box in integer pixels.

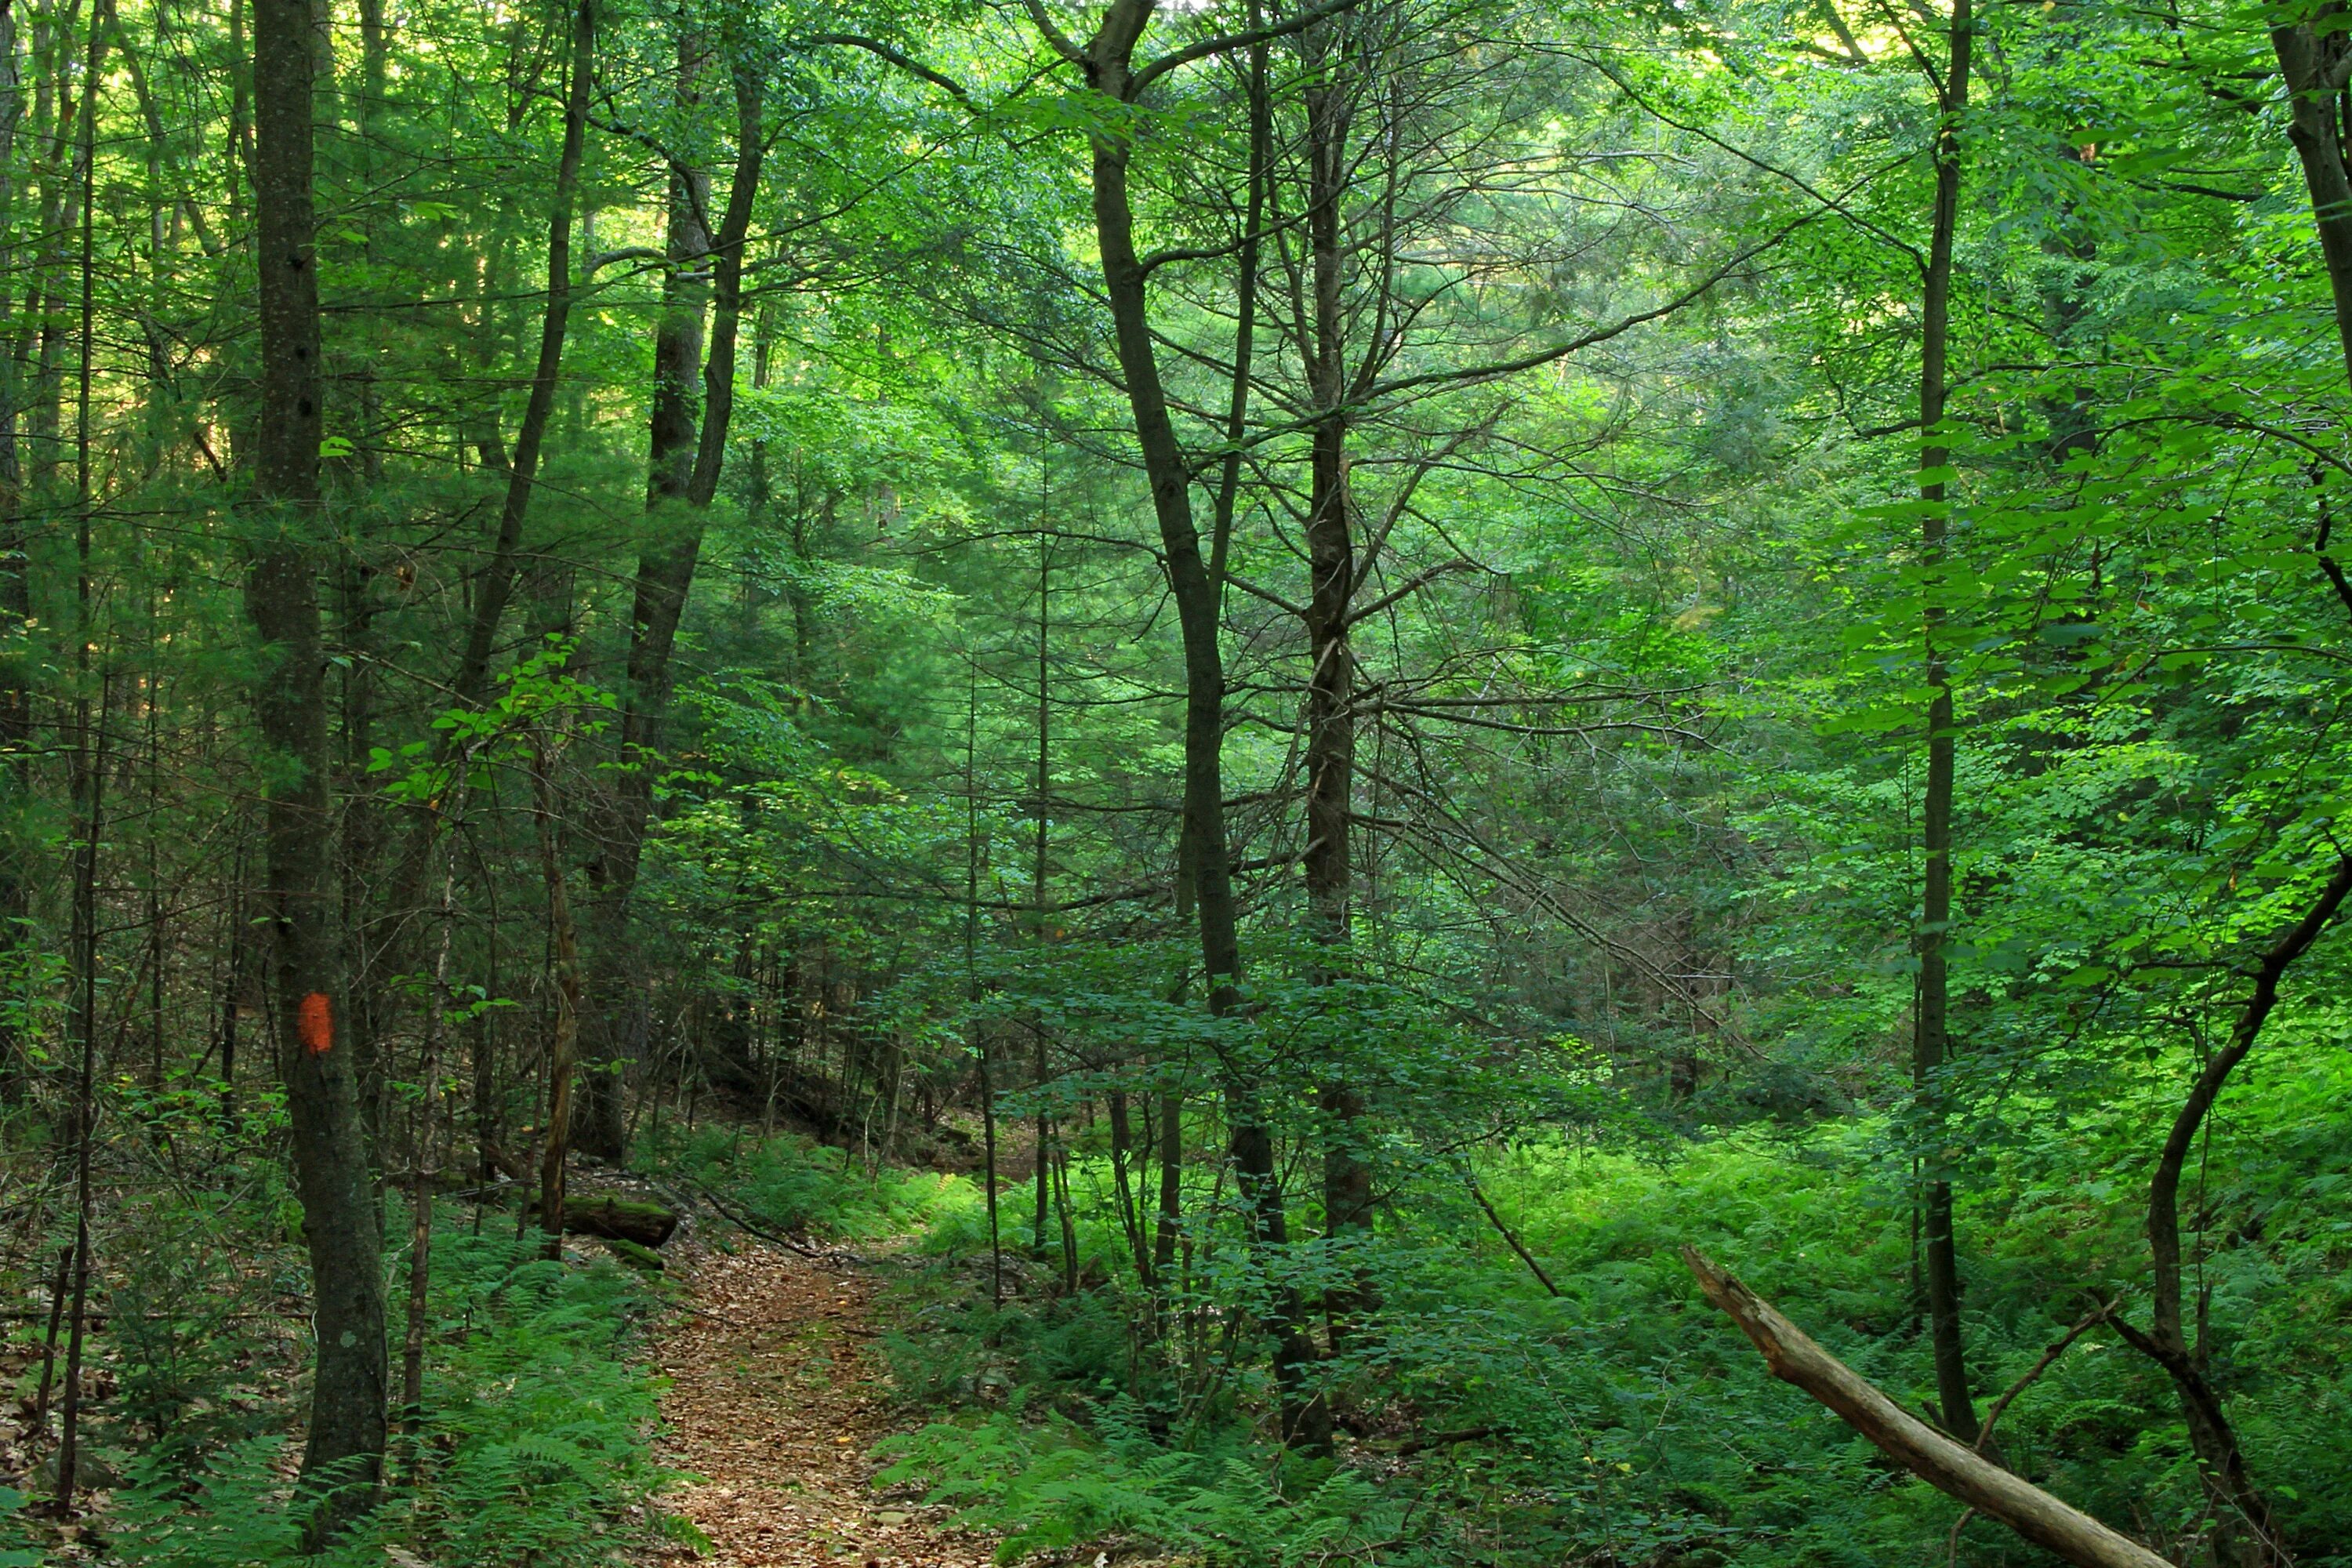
[
  {"left": 1913, "top": 0, "right": 1977, "bottom": 1448},
  {"left": 1152, "top": 1091, "right": 1182, "bottom": 1282},
  {"left": 249, "top": 0, "right": 388, "bottom": 1530},
  {"left": 1297, "top": 13, "right": 1371, "bottom": 1356},
  {"left": 1109, "top": 1089, "right": 1149, "bottom": 1286},
  {"left": 2272, "top": 18, "right": 2352, "bottom": 397},
  {"left": 579, "top": 46, "right": 762, "bottom": 1159},
  {"left": 2121, "top": 860, "right": 2352, "bottom": 1567},
  {"left": 55, "top": 29, "right": 102, "bottom": 1496},
  {"left": 0, "top": 0, "right": 29, "bottom": 1105},
  {"left": 1073, "top": 0, "right": 1327, "bottom": 1452},
  {"left": 371, "top": 0, "right": 595, "bottom": 1065},
  {"left": 532, "top": 737, "right": 583, "bottom": 1254}
]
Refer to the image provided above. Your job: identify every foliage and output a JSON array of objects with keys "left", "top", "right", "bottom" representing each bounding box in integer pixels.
[
  {"left": 650, "top": 1124, "right": 976, "bottom": 1240},
  {"left": 107, "top": 1227, "right": 687, "bottom": 1568},
  {"left": 878, "top": 1409, "right": 1407, "bottom": 1568}
]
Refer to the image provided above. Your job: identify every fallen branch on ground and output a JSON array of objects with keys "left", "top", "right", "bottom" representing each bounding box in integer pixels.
[{"left": 687, "top": 1182, "right": 822, "bottom": 1258}]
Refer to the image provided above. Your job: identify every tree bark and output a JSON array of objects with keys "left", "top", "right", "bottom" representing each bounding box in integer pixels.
[
  {"left": 1913, "top": 0, "right": 1977, "bottom": 1446},
  {"left": 1152, "top": 1091, "right": 1182, "bottom": 1282},
  {"left": 1296, "top": 9, "right": 1372, "bottom": 1356},
  {"left": 2271, "top": 16, "right": 2352, "bottom": 397},
  {"left": 370, "top": 0, "right": 595, "bottom": 1037},
  {"left": 579, "top": 43, "right": 763, "bottom": 1159},
  {"left": 2125, "top": 857, "right": 2352, "bottom": 1567},
  {"left": 54, "top": 19, "right": 102, "bottom": 1497},
  {"left": 1684, "top": 1247, "right": 2170, "bottom": 1568},
  {"left": 249, "top": 0, "right": 388, "bottom": 1530},
  {"left": 532, "top": 735, "right": 583, "bottom": 1254},
  {"left": 1069, "top": 0, "right": 1326, "bottom": 1452},
  {"left": 0, "top": 0, "right": 30, "bottom": 1104}
]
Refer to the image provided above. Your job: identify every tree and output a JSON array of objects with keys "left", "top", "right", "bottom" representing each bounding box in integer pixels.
[{"left": 247, "top": 0, "right": 387, "bottom": 1531}]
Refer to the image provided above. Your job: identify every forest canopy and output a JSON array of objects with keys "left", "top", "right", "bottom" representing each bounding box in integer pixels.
[{"left": 5, "top": 0, "right": 2352, "bottom": 1561}]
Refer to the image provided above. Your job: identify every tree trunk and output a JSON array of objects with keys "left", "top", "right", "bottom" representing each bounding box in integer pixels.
[
  {"left": 1075, "top": 0, "right": 1326, "bottom": 1452},
  {"left": 1109, "top": 1089, "right": 1149, "bottom": 1286},
  {"left": 532, "top": 736, "right": 583, "bottom": 1254},
  {"left": 370, "top": 0, "right": 595, "bottom": 1062},
  {"left": 2125, "top": 858, "right": 2352, "bottom": 1567},
  {"left": 0, "top": 0, "right": 30, "bottom": 1105},
  {"left": 400, "top": 854, "right": 459, "bottom": 1446},
  {"left": 249, "top": 0, "right": 388, "bottom": 1529},
  {"left": 1297, "top": 10, "right": 1371, "bottom": 1359},
  {"left": 2271, "top": 18, "right": 2352, "bottom": 397},
  {"left": 55, "top": 41, "right": 103, "bottom": 1493},
  {"left": 579, "top": 43, "right": 763, "bottom": 1158},
  {"left": 1913, "top": 0, "right": 1977, "bottom": 1446},
  {"left": 1152, "top": 1091, "right": 1182, "bottom": 1282}
]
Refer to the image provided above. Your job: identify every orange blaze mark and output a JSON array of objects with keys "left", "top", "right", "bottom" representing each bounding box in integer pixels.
[{"left": 298, "top": 992, "right": 334, "bottom": 1054}]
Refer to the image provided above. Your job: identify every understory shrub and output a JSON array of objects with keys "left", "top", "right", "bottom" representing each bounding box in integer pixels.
[
  {"left": 645, "top": 1123, "right": 973, "bottom": 1239},
  {"left": 877, "top": 1405, "right": 1406, "bottom": 1567},
  {"left": 108, "top": 1224, "right": 691, "bottom": 1567}
]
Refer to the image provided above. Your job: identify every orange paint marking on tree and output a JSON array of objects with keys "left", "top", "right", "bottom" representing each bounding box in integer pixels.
[{"left": 299, "top": 992, "right": 334, "bottom": 1054}]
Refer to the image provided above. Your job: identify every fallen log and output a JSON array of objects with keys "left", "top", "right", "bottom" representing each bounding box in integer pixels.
[
  {"left": 561, "top": 1193, "right": 677, "bottom": 1248},
  {"left": 1682, "top": 1247, "right": 2170, "bottom": 1568}
]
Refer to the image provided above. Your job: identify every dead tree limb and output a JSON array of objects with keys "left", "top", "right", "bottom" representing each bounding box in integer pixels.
[
  {"left": 1682, "top": 1247, "right": 2170, "bottom": 1568},
  {"left": 1461, "top": 1164, "right": 1559, "bottom": 1297}
]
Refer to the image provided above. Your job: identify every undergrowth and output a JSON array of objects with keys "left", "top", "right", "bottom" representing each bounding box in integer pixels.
[
  {"left": 645, "top": 1123, "right": 975, "bottom": 1240},
  {"left": 878, "top": 1403, "right": 1405, "bottom": 1568},
  {"left": 107, "top": 1225, "right": 693, "bottom": 1566},
  {"left": 873, "top": 1055, "right": 2352, "bottom": 1568}
]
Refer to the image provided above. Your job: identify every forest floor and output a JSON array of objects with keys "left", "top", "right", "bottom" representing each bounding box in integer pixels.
[{"left": 642, "top": 1235, "right": 997, "bottom": 1568}]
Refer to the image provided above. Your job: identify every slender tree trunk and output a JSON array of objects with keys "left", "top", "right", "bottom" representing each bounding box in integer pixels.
[
  {"left": 532, "top": 736, "right": 583, "bottom": 1254},
  {"left": 2272, "top": 18, "right": 2352, "bottom": 399},
  {"left": 1109, "top": 1089, "right": 1149, "bottom": 1286},
  {"left": 580, "top": 44, "right": 762, "bottom": 1158},
  {"left": 966, "top": 661, "right": 1001, "bottom": 1303},
  {"left": 1297, "top": 13, "right": 1372, "bottom": 1361},
  {"left": 397, "top": 862, "right": 455, "bottom": 1459},
  {"left": 53, "top": 684, "right": 97, "bottom": 1513},
  {"left": 32, "top": 1241, "right": 71, "bottom": 1434},
  {"left": 1053, "top": 1146, "right": 1079, "bottom": 1292},
  {"left": 1075, "top": 1, "right": 1324, "bottom": 1450},
  {"left": 0, "top": 0, "right": 31, "bottom": 1104},
  {"left": 373, "top": 0, "right": 595, "bottom": 1030},
  {"left": 1031, "top": 529, "right": 1055, "bottom": 1260},
  {"left": 249, "top": 0, "right": 388, "bottom": 1527},
  {"left": 1913, "top": 0, "right": 1978, "bottom": 1447},
  {"left": 220, "top": 837, "right": 249, "bottom": 1121},
  {"left": 1152, "top": 1092, "right": 1181, "bottom": 1282},
  {"left": 53, "top": 40, "right": 101, "bottom": 1487},
  {"left": 1032, "top": 1029, "right": 1051, "bottom": 1257},
  {"left": 2118, "top": 861, "right": 2352, "bottom": 1567}
]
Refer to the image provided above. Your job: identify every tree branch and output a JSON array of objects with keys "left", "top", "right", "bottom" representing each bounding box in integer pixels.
[{"left": 1682, "top": 1248, "right": 2171, "bottom": 1568}]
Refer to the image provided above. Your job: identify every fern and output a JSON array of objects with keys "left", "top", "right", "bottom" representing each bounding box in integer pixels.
[
  {"left": 108, "top": 1221, "right": 685, "bottom": 1568},
  {"left": 877, "top": 1414, "right": 1406, "bottom": 1568}
]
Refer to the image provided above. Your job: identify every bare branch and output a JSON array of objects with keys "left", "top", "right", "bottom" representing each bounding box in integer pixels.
[{"left": 1683, "top": 1249, "right": 2171, "bottom": 1568}]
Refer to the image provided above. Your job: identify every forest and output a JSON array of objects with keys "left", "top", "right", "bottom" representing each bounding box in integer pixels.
[{"left": 2, "top": 0, "right": 2352, "bottom": 1559}]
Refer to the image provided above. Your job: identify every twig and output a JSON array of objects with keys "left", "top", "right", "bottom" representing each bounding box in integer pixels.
[
  {"left": 1977, "top": 1307, "right": 2108, "bottom": 1453},
  {"left": 689, "top": 1182, "right": 823, "bottom": 1258},
  {"left": 1461, "top": 1165, "right": 1559, "bottom": 1297}
]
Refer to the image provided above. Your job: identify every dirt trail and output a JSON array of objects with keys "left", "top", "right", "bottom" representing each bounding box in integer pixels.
[{"left": 644, "top": 1239, "right": 992, "bottom": 1568}]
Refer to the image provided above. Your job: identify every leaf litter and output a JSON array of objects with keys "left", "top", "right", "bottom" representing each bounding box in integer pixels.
[{"left": 644, "top": 1239, "right": 995, "bottom": 1568}]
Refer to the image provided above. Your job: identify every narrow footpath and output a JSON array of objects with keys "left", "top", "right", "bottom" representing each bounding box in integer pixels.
[{"left": 643, "top": 1239, "right": 993, "bottom": 1568}]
